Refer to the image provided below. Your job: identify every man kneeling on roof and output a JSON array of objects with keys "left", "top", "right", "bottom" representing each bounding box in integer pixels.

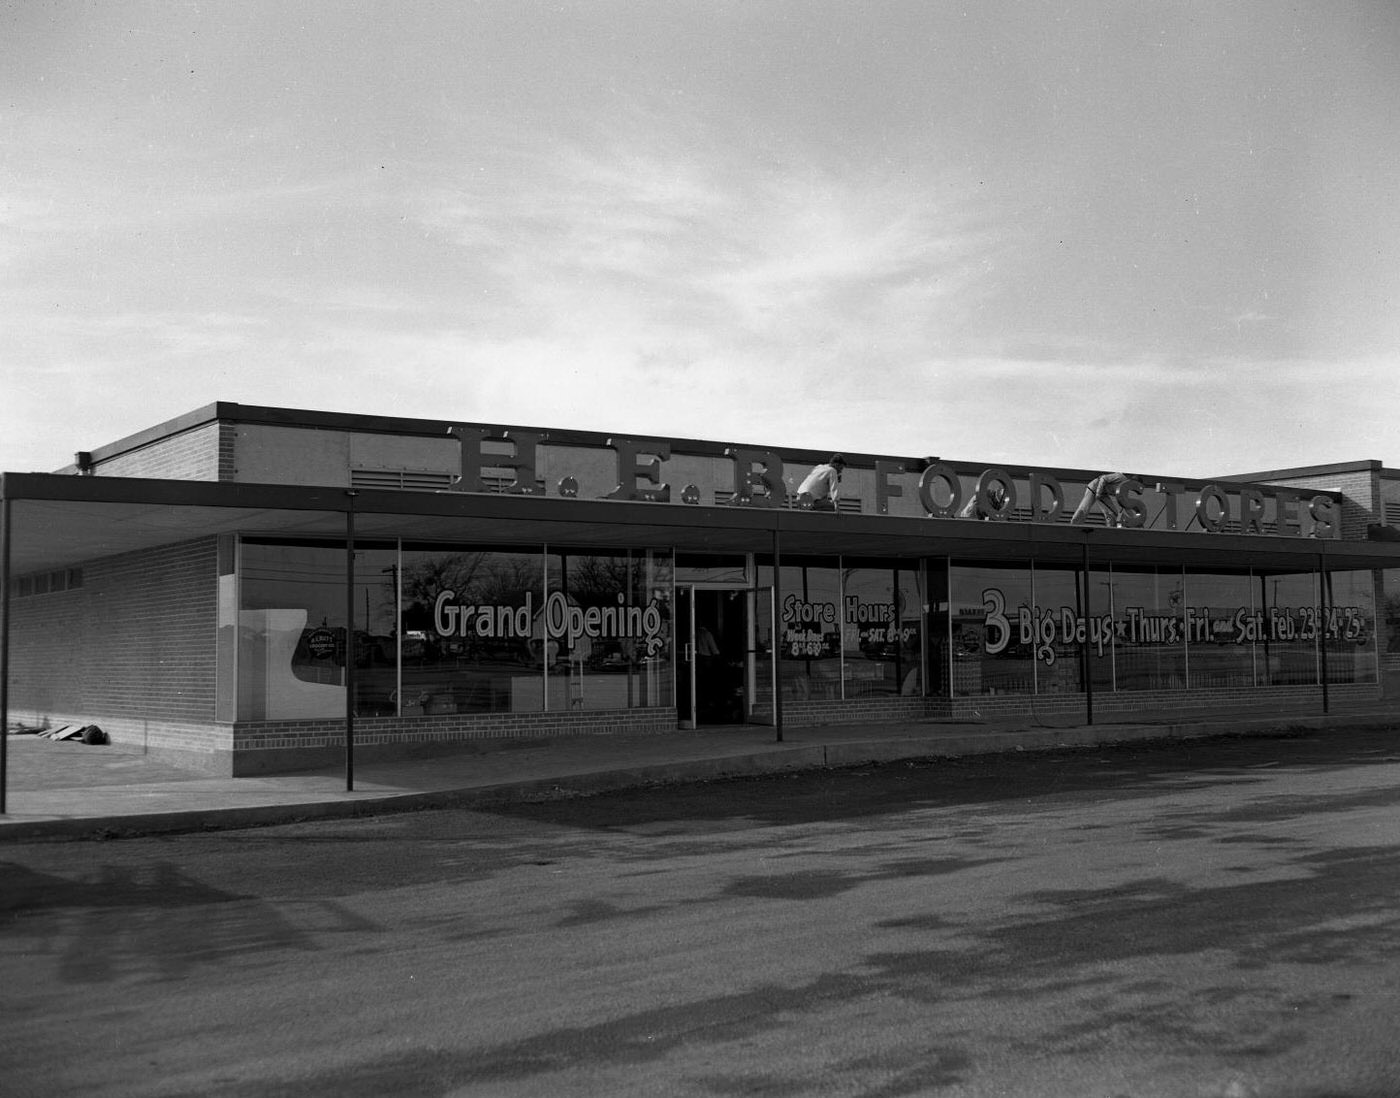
[
  {"left": 1071, "top": 472, "right": 1131, "bottom": 527},
  {"left": 797, "top": 453, "right": 846, "bottom": 511}
]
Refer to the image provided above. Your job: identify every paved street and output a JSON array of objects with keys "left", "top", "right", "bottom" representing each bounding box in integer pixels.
[{"left": 4, "top": 728, "right": 1400, "bottom": 1097}]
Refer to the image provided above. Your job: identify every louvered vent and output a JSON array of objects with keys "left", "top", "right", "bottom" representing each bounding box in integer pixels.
[
  {"left": 351, "top": 468, "right": 455, "bottom": 492},
  {"left": 351, "top": 469, "right": 521, "bottom": 493}
]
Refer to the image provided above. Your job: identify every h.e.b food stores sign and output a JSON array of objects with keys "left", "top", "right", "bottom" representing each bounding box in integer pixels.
[{"left": 445, "top": 426, "right": 1340, "bottom": 538}]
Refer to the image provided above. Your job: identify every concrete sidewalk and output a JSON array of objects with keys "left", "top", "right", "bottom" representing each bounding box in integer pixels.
[{"left": 4, "top": 705, "right": 1400, "bottom": 841}]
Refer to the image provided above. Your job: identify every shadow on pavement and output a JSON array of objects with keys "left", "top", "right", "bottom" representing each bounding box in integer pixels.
[{"left": 479, "top": 727, "right": 1400, "bottom": 831}]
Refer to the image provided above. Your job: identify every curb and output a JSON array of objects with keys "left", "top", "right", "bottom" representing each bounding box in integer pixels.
[{"left": 3, "top": 713, "right": 1398, "bottom": 842}]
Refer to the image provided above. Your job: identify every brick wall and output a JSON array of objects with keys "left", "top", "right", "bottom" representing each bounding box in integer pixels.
[
  {"left": 759, "top": 696, "right": 929, "bottom": 728},
  {"left": 7, "top": 581, "right": 85, "bottom": 719},
  {"left": 230, "top": 707, "right": 677, "bottom": 775},
  {"left": 1258, "top": 467, "right": 1380, "bottom": 541},
  {"left": 758, "top": 683, "right": 1379, "bottom": 727},
  {"left": 928, "top": 682, "right": 1378, "bottom": 722},
  {"left": 93, "top": 422, "right": 234, "bottom": 480},
  {"left": 8, "top": 538, "right": 220, "bottom": 745}
]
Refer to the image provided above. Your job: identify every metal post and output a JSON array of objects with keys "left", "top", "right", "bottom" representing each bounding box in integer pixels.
[
  {"left": 1318, "top": 553, "right": 1330, "bottom": 715},
  {"left": 891, "top": 565, "right": 902, "bottom": 696},
  {"left": 772, "top": 527, "right": 783, "bottom": 743},
  {"left": 1, "top": 496, "right": 11, "bottom": 815},
  {"left": 1082, "top": 536, "right": 1094, "bottom": 726},
  {"left": 345, "top": 490, "right": 358, "bottom": 791}
]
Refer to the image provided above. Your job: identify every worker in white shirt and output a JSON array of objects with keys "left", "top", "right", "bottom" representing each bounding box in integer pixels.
[
  {"left": 797, "top": 454, "right": 846, "bottom": 511},
  {"left": 1071, "top": 472, "right": 1130, "bottom": 526}
]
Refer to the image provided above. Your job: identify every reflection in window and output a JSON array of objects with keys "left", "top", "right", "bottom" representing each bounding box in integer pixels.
[
  {"left": 400, "top": 545, "right": 673, "bottom": 715},
  {"left": 547, "top": 549, "right": 674, "bottom": 711},
  {"left": 924, "top": 560, "right": 950, "bottom": 697},
  {"left": 399, "top": 547, "right": 545, "bottom": 715},
  {"left": 949, "top": 562, "right": 1036, "bottom": 697},
  {"left": 1102, "top": 566, "right": 1186, "bottom": 691},
  {"left": 1322, "top": 570, "right": 1378, "bottom": 685},
  {"left": 762, "top": 559, "right": 842, "bottom": 703},
  {"left": 1381, "top": 568, "right": 1400, "bottom": 686},
  {"left": 842, "top": 564, "right": 925, "bottom": 697},
  {"left": 1256, "top": 571, "right": 1318, "bottom": 686},
  {"left": 940, "top": 562, "right": 1375, "bottom": 697},
  {"left": 239, "top": 542, "right": 677, "bottom": 720},
  {"left": 1184, "top": 570, "right": 1256, "bottom": 688},
  {"left": 1032, "top": 565, "right": 1086, "bottom": 695},
  {"left": 238, "top": 541, "right": 398, "bottom": 720}
]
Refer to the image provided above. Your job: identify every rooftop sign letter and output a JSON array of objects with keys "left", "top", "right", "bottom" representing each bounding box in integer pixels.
[
  {"left": 726, "top": 448, "right": 786, "bottom": 508},
  {"left": 447, "top": 425, "right": 547, "bottom": 495},
  {"left": 605, "top": 438, "right": 672, "bottom": 502}
]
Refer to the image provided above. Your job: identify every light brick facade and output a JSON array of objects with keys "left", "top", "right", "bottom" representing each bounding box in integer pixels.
[
  {"left": 91, "top": 422, "right": 236, "bottom": 481},
  {"left": 1252, "top": 463, "right": 1382, "bottom": 542},
  {"left": 8, "top": 538, "right": 223, "bottom": 764}
]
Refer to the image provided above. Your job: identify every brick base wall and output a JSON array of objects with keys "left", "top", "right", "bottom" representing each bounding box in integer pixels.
[
  {"left": 929, "top": 682, "right": 1379, "bottom": 721},
  {"left": 10, "top": 682, "right": 1382, "bottom": 777},
  {"left": 229, "top": 707, "right": 679, "bottom": 775},
  {"left": 759, "top": 683, "right": 1380, "bottom": 728},
  {"left": 767, "top": 696, "right": 929, "bottom": 728}
]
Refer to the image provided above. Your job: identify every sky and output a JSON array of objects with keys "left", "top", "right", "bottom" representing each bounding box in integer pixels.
[{"left": 2, "top": 1, "right": 1398, "bottom": 478}]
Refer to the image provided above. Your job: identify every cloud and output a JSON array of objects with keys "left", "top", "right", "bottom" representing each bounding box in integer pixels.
[
  {"left": 4, "top": 309, "right": 268, "bottom": 363},
  {"left": 1231, "top": 311, "right": 1279, "bottom": 329},
  {"left": 409, "top": 129, "right": 996, "bottom": 391},
  {"left": 4, "top": 2, "right": 1397, "bottom": 481},
  {"left": 934, "top": 353, "right": 1398, "bottom": 476}
]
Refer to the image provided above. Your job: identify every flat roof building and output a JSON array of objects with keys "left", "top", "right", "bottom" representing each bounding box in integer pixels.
[{"left": 4, "top": 402, "right": 1400, "bottom": 776}]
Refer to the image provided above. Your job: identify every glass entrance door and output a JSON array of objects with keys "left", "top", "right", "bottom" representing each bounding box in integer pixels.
[
  {"left": 677, "top": 587, "right": 696, "bottom": 728},
  {"left": 676, "top": 586, "right": 756, "bottom": 727}
]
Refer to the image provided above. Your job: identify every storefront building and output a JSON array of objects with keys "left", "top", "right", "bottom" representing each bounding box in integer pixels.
[{"left": 4, "top": 402, "right": 1400, "bottom": 775}]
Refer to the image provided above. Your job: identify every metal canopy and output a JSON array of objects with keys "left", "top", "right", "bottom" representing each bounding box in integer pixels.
[{"left": 4, "top": 471, "right": 1399, "bottom": 575}]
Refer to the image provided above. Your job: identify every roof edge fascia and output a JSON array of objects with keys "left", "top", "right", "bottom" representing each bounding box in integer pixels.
[
  {"left": 1218, "top": 460, "right": 1383, "bottom": 481},
  {"left": 83, "top": 401, "right": 231, "bottom": 465}
]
